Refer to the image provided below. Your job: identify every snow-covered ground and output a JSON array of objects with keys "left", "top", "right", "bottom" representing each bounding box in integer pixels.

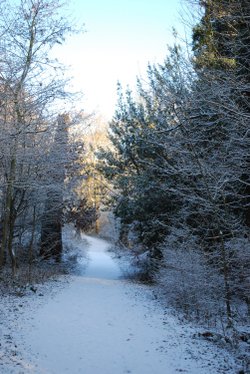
[{"left": 0, "top": 233, "right": 239, "bottom": 373}]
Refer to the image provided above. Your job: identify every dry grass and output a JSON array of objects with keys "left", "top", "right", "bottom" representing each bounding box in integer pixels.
[{"left": 0, "top": 259, "right": 69, "bottom": 297}]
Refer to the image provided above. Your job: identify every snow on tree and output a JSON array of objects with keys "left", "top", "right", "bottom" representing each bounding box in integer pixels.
[
  {"left": 0, "top": 0, "right": 83, "bottom": 272},
  {"left": 98, "top": 0, "right": 250, "bottom": 327}
]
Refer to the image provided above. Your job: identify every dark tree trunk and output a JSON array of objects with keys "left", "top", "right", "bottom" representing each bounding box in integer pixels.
[
  {"left": 40, "top": 114, "right": 69, "bottom": 261},
  {"left": 40, "top": 190, "right": 63, "bottom": 261}
]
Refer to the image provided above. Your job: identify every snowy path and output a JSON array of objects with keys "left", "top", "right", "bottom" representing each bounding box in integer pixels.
[{"left": 1, "top": 235, "right": 236, "bottom": 373}]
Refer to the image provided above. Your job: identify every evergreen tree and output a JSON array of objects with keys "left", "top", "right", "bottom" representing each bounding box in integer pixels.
[{"left": 98, "top": 47, "right": 191, "bottom": 252}]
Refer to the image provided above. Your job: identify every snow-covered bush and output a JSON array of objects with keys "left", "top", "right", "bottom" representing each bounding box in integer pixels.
[
  {"left": 224, "top": 236, "right": 250, "bottom": 317},
  {"left": 157, "top": 226, "right": 250, "bottom": 331},
  {"left": 157, "top": 228, "right": 226, "bottom": 325}
]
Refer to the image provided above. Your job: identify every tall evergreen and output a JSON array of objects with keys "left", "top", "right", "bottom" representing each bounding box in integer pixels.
[
  {"left": 98, "top": 47, "right": 192, "bottom": 251},
  {"left": 192, "top": 0, "right": 250, "bottom": 227}
]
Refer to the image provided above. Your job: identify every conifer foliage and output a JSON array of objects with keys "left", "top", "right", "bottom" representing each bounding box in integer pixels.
[{"left": 99, "top": 0, "right": 250, "bottom": 326}]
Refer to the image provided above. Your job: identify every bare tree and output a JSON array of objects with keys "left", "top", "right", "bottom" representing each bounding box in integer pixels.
[{"left": 0, "top": 0, "right": 79, "bottom": 272}]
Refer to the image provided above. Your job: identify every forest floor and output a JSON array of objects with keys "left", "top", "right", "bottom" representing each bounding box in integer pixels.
[{"left": 0, "top": 228, "right": 243, "bottom": 373}]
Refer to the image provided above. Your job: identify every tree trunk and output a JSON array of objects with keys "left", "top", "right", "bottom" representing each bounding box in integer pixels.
[
  {"left": 27, "top": 206, "right": 36, "bottom": 282},
  {"left": 220, "top": 236, "right": 232, "bottom": 327},
  {"left": 40, "top": 190, "right": 63, "bottom": 261},
  {"left": 8, "top": 212, "right": 17, "bottom": 275},
  {"left": 0, "top": 157, "right": 16, "bottom": 269}
]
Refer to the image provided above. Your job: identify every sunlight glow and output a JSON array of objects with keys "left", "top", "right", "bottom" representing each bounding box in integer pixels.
[{"left": 54, "top": 0, "right": 183, "bottom": 120}]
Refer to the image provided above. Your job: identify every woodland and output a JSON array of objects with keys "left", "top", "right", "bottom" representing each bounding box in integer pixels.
[
  {"left": 98, "top": 0, "right": 250, "bottom": 332},
  {"left": 0, "top": 0, "right": 249, "bottom": 364}
]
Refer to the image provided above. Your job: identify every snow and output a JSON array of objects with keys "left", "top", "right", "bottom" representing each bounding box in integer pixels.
[
  {"left": 82, "top": 236, "right": 122, "bottom": 280},
  {"left": 0, "top": 232, "right": 238, "bottom": 374}
]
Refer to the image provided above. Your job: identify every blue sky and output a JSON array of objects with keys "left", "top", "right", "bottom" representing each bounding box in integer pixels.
[{"left": 56, "top": 0, "right": 184, "bottom": 119}]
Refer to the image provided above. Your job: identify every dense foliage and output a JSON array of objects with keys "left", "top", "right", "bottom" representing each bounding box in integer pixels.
[{"left": 99, "top": 0, "right": 250, "bottom": 327}]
